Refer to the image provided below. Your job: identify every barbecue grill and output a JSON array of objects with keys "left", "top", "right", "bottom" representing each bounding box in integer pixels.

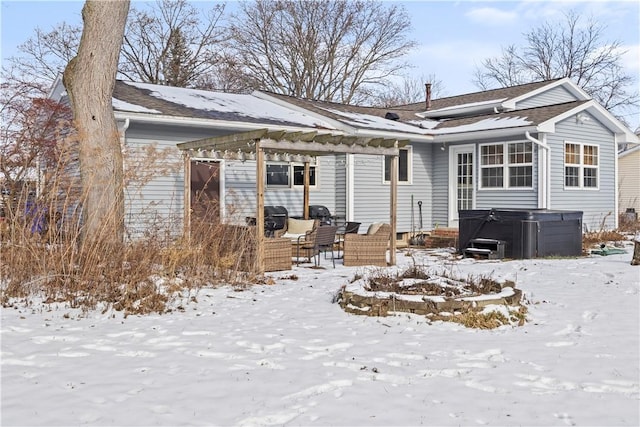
[
  {"left": 309, "top": 205, "right": 333, "bottom": 225},
  {"left": 246, "top": 205, "right": 288, "bottom": 236}
]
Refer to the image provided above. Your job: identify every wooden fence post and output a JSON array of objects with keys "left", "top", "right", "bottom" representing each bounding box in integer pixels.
[{"left": 631, "top": 239, "right": 640, "bottom": 266}]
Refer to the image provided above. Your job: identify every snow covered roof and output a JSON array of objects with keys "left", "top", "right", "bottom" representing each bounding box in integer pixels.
[
  {"left": 59, "top": 79, "right": 630, "bottom": 143},
  {"left": 416, "top": 101, "right": 588, "bottom": 135},
  {"left": 396, "top": 79, "right": 563, "bottom": 113},
  {"left": 257, "top": 91, "right": 434, "bottom": 137},
  {"left": 112, "top": 81, "right": 337, "bottom": 129}
]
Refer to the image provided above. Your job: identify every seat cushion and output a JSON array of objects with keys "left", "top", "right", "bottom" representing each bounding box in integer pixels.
[
  {"left": 281, "top": 232, "right": 307, "bottom": 241},
  {"left": 366, "top": 222, "right": 384, "bottom": 235},
  {"left": 287, "top": 218, "right": 315, "bottom": 234}
]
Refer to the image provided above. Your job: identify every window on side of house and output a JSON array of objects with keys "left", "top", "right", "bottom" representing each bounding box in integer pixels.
[
  {"left": 292, "top": 164, "right": 317, "bottom": 187},
  {"left": 480, "top": 141, "right": 532, "bottom": 189},
  {"left": 564, "top": 142, "right": 599, "bottom": 189},
  {"left": 266, "top": 163, "right": 290, "bottom": 188},
  {"left": 266, "top": 162, "right": 318, "bottom": 189},
  {"left": 384, "top": 147, "right": 411, "bottom": 183}
]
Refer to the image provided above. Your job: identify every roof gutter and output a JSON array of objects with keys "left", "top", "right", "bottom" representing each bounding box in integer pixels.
[
  {"left": 433, "top": 126, "right": 538, "bottom": 142},
  {"left": 352, "top": 127, "right": 434, "bottom": 142},
  {"left": 113, "top": 111, "right": 339, "bottom": 134}
]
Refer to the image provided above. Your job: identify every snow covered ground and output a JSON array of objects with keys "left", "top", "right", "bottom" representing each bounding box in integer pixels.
[{"left": 2, "top": 245, "right": 639, "bottom": 426}]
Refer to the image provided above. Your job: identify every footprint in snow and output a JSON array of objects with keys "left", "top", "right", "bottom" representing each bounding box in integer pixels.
[{"left": 554, "top": 412, "right": 576, "bottom": 426}]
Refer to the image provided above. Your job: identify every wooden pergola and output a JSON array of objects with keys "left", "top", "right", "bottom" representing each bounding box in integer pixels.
[{"left": 177, "top": 128, "right": 409, "bottom": 273}]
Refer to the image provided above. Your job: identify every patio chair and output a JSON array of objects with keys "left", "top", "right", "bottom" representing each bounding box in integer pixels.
[
  {"left": 222, "top": 224, "right": 291, "bottom": 272},
  {"left": 335, "top": 221, "right": 361, "bottom": 258},
  {"left": 274, "top": 217, "right": 318, "bottom": 240},
  {"left": 311, "top": 225, "right": 339, "bottom": 267},
  {"left": 343, "top": 223, "right": 391, "bottom": 267}
]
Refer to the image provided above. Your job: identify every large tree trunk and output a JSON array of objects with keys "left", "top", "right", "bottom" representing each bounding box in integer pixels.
[{"left": 63, "top": 0, "right": 129, "bottom": 245}]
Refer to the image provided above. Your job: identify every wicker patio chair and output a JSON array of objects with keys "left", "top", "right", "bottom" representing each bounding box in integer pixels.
[
  {"left": 342, "top": 223, "right": 391, "bottom": 267},
  {"left": 222, "top": 224, "right": 291, "bottom": 272},
  {"left": 263, "top": 237, "right": 292, "bottom": 272}
]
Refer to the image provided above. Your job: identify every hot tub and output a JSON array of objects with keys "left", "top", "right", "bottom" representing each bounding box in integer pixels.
[{"left": 458, "top": 209, "right": 583, "bottom": 259}]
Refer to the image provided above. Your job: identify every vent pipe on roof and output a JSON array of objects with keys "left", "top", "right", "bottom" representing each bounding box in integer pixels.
[
  {"left": 385, "top": 112, "right": 400, "bottom": 121},
  {"left": 425, "top": 83, "right": 432, "bottom": 110}
]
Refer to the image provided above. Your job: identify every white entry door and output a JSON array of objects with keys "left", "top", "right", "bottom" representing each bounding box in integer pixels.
[{"left": 448, "top": 145, "right": 475, "bottom": 227}]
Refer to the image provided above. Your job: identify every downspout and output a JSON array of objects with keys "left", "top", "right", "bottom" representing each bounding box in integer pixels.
[
  {"left": 525, "top": 131, "right": 550, "bottom": 209},
  {"left": 614, "top": 134, "right": 619, "bottom": 229},
  {"left": 346, "top": 153, "right": 354, "bottom": 221},
  {"left": 119, "top": 118, "right": 130, "bottom": 145}
]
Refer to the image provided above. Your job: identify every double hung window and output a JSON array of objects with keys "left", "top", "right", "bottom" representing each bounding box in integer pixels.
[
  {"left": 564, "top": 142, "right": 598, "bottom": 189},
  {"left": 480, "top": 141, "right": 532, "bottom": 189}
]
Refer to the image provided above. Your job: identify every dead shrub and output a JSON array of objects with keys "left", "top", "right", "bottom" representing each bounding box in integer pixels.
[
  {"left": 432, "top": 305, "right": 528, "bottom": 329},
  {"left": 583, "top": 230, "right": 627, "bottom": 248},
  {"left": 1, "top": 212, "right": 264, "bottom": 316}
]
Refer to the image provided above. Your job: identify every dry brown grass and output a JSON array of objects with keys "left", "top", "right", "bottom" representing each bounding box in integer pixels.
[
  {"left": 364, "top": 265, "right": 507, "bottom": 298},
  {"left": 582, "top": 229, "right": 628, "bottom": 249},
  {"left": 430, "top": 305, "right": 528, "bottom": 329},
  {"left": 0, "top": 142, "right": 260, "bottom": 317},
  {"left": 0, "top": 218, "right": 259, "bottom": 316}
]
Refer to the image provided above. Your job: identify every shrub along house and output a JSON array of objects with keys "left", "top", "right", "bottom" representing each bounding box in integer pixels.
[{"left": 48, "top": 77, "right": 638, "bottom": 257}]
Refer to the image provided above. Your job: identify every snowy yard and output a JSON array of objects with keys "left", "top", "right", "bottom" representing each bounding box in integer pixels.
[{"left": 2, "top": 246, "right": 639, "bottom": 426}]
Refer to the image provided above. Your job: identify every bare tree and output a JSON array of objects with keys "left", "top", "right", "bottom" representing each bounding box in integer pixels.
[
  {"left": 226, "top": 0, "right": 417, "bottom": 104},
  {"left": 2, "top": 23, "right": 82, "bottom": 97},
  {"left": 120, "top": 0, "right": 228, "bottom": 87},
  {"left": 473, "top": 10, "right": 637, "bottom": 115},
  {"left": 366, "top": 74, "right": 446, "bottom": 108},
  {"left": 63, "top": 0, "right": 129, "bottom": 244},
  {"left": 0, "top": 71, "right": 72, "bottom": 218}
]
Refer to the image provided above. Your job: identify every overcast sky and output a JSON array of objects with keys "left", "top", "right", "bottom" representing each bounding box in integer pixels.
[{"left": 1, "top": 0, "right": 638, "bottom": 127}]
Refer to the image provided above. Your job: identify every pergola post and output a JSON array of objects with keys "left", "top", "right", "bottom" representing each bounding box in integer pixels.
[
  {"left": 389, "top": 148, "right": 398, "bottom": 265},
  {"left": 256, "top": 143, "right": 265, "bottom": 274},
  {"left": 183, "top": 152, "right": 191, "bottom": 242},
  {"left": 303, "top": 161, "right": 310, "bottom": 219}
]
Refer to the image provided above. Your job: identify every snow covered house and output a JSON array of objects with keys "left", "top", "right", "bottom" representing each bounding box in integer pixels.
[{"left": 48, "top": 77, "right": 638, "bottom": 241}]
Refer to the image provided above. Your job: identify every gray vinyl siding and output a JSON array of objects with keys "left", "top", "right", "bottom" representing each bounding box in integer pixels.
[
  {"left": 123, "top": 123, "right": 249, "bottom": 237},
  {"left": 431, "top": 144, "right": 449, "bottom": 227},
  {"left": 431, "top": 138, "right": 539, "bottom": 227},
  {"left": 515, "top": 86, "right": 577, "bottom": 110},
  {"left": 352, "top": 143, "right": 433, "bottom": 234},
  {"left": 224, "top": 155, "right": 340, "bottom": 221},
  {"left": 334, "top": 154, "right": 347, "bottom": 221},
  {"left": 123, "top": 123, "right": 215, "bottom": 238},
  {"left": 547, "top": 112, "right": 617, "bottom": 231}
]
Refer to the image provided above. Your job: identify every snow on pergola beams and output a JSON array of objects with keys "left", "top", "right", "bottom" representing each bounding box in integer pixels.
[{"left": 177, "top": 128, "right": 408, "bottom": 157}]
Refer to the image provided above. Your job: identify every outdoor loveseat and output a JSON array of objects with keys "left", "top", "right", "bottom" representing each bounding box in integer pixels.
[{"left": 343, "top": 223, "right": 391, "bottom": 267}]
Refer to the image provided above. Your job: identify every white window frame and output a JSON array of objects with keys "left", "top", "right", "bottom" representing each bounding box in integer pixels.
[
  {"left": 479, "top": 141, "right": 533, "bottom": 190},
  {"left": 383, "top": 146, "right": 412, "bottom": 185},
  {"left": 266, "top": 161, "right": 318, "bottom": 190},
  {"left": 564, "top": 141, "right": 599, "bottom": 190}
]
